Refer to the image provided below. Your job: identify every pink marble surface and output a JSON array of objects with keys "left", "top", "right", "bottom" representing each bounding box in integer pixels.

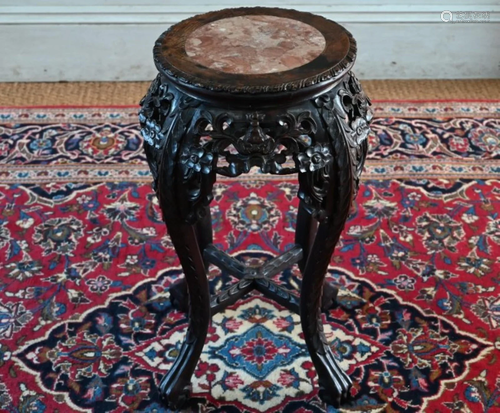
[{"left": 184, "top": 15, "right": 326, "bottom": 75}]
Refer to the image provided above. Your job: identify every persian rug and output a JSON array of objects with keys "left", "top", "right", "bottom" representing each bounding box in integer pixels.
[{"left": 0, "top": 101, "right": 499, "bottom": 413}]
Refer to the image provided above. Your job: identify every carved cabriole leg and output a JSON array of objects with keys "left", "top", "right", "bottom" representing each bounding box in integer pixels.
[
  {"left": 298, "top": 146, "right": 353, "bottom": 408},
  {"left": 141, "top": 85, "right": 213, "bottom": 408},
  {"left": 161, "top": 146, "right": 215, "bottom": 407},
  {"left": 157, "top": 164, "right": 211, "bottom": 407},
  {"left": 299, "top": 73, "right": 371, "bottom": 408},
  {"left": 157, "top": 221, "right": 209, "bottom": 409}
]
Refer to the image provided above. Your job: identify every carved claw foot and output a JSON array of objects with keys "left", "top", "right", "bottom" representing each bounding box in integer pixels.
[
  {"left": 321, "top": 281, "right": 339, "bottom": 312},
  {"left": 316, "top": 348, "right": 352, "bottom": 408},
  {"left": 158, "top": 345, "right": 194, "bottom": 410},
  {"left": 159, "top": 380, "right": 191, "bottom": 411},
  {"left": 317, "top": 368, "right": 352, "bottom": 408},
  {"left": 169, "top": 279, "right": 189, "bottom": 313},
  {"left": 318, "top": 383, "right": 350, "bottom": 409}
]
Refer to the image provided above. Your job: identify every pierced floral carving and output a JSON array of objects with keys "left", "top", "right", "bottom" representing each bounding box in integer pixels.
[
  {"left": 333, "top": 72, "right": 372, "bottom": 197},
  {"left": 313, "top": 72, "right": 372, "bottom": 204},
  {"left": 140, "top": 119, "right": 164, "bottom": 149},
  {"left": 140, "top": 72, "right": 371, "bottom": 224},
  {"left": 188, "top": 110, "right": 318, "bottom": 178},
  {"left": 180, "top": 146, "right": 214, "bottom": 177},
  {"left": 240, "top": 113, "right": 273, "bottom": 154},
  {"left": 139, "top": 76, "right": 174, "bottom": 134},
  {"left": 297, "top": 144, "right": 333, "bottom": 172}
]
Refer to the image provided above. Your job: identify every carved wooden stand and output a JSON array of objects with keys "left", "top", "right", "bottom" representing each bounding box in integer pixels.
[{"left": 139, "top": 7, "right": 372, "bottom": 410}]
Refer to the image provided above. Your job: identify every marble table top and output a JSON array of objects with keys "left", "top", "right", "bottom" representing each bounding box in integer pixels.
[
  {"left": 153, "top": 7, "right": 355, "bottom": 94},
  {"left": 184, "top": 15, "right": 326, "bottom": 75}
]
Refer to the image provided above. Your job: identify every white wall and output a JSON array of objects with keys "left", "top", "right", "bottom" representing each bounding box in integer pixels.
[{"left": 0, "top": 1, "right": 499, "bottom": 81}]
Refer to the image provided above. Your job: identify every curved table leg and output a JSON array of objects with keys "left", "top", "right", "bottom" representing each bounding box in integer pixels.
[
  {"left": 157, "top": 222, "right": 210, "bottom": 409},
  {"left": 300, "top": 225, "right": 353, "bottom": 407},
  {"left": 299, "top": 186, "right": 353, "bottom": 407},
  {"left": 299, "top": 73, "right": 371, "bottom": 408},
  {"left": 142, "top": 97, "right": 212, "bottom": 410}
]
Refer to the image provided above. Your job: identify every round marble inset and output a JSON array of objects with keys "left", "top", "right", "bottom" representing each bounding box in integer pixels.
[{"left": 184, "top": 15, "right": 326, "bottom": 75}]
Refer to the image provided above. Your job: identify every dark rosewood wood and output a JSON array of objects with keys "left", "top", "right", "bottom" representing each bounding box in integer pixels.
[
  {"left": 205, "top": 244, "right": 303, "bottom": 315},
  {"left": 139, "top": 6, "right": 371, "bottom": 410}
]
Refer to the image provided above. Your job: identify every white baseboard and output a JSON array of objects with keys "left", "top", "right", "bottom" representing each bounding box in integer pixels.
[
  {"left": 3, "top": 4, "right": 498, "bottom": 24},
  {"left": 1, "top": 3, "right": 499, "bottom": 81}
]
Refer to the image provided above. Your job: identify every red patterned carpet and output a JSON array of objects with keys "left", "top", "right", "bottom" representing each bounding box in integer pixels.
[{"left": 0, "top": 101, "right": 499, "bottom": 413}]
